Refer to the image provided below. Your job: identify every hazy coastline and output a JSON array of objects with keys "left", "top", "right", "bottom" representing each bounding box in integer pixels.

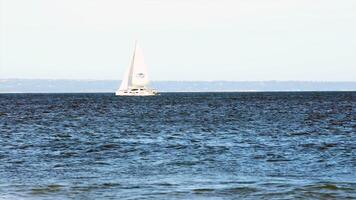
[{"left": 1, "top": 79, "right": 356, "bottom": 93}]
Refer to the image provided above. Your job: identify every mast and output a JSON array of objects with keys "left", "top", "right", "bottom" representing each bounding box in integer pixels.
[{"left": 127, "top": 41, "right": 137, "bottom": 88}]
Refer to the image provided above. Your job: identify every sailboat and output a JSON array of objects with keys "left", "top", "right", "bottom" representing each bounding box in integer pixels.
[{"left": 116, "top": 41, "right": 157, "bottom": 96}]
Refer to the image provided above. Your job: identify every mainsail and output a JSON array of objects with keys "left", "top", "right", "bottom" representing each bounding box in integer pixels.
[
  {"left": 131, "top": 43, "right": 149, "bottom": 87},
  {"left": 119, "top": 42, "right": 149, "bottom": 90}
]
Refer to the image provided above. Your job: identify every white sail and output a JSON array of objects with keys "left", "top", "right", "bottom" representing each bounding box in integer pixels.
[
  {"left": 118, "top": 46, "right": 135, "bottom": 91},
  {"left": 131, "top": 43, "right": 149, "bottom": 87},
  {"left": 118, "top": 64, "right": 131, "bottom": 91},
  {"left": 116, "top": 41, "right": 157, "bottom": 96}
]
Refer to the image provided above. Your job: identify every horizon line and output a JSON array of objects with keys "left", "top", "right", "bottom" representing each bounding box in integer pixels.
[{"left": 1, "top": 78, "right": 356, "bottom": 83}]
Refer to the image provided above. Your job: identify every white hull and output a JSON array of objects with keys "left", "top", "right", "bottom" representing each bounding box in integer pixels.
[{"left": 115, "top": 88, "right": 157, "bottom": 96}]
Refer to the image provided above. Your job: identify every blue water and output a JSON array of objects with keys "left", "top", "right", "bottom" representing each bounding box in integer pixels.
[{"left": 0, "top": 92, "right": 355, "bottom": 199}]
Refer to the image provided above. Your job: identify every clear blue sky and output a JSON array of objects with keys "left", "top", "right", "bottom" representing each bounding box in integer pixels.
[{"left": 0, "top": 0, "right": 355, "bottom": 81}]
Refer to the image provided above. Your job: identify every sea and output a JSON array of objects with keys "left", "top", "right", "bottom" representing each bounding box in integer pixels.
[{"left": 0, "top": 92, "right": 355, "bottom": 199}]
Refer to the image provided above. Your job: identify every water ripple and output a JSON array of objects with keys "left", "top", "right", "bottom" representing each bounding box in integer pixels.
[{"left": 0, "top": 92, "right": 355, "bottom": 199}]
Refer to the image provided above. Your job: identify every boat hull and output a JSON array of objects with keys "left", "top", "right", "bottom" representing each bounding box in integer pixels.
[{"left": 115, "top": 89, "right": 157, "bottom": 96}]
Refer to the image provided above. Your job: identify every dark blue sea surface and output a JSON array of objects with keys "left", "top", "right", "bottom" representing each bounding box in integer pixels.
[{"left": 0, "top": 92, "right": 355, "bottom": 199}]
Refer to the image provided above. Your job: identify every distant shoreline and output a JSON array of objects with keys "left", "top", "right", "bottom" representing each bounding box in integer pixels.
[
  {"left": 1, "top": 91, "right": 356, "bottom": 95},
  {"left": 1, "top": 79, "right": 356, "bottom": 93}
]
